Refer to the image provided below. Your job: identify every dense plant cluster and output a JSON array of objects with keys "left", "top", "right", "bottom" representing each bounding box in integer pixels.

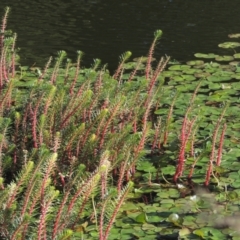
[
  {"left": 1, "top": 6, "right": 237, "bottom": 240},
  {"left": 0, "top": 7, "right": 171, "bottom": 239}
]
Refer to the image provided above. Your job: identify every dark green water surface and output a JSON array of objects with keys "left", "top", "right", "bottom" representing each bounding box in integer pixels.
[{"left": 1, "top": 0, "right": 240, "bottom": 70}]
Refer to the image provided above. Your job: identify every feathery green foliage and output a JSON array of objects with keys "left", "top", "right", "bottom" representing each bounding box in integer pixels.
[{"left": 0, "top": 7, "right": 168, "bottom": 239}]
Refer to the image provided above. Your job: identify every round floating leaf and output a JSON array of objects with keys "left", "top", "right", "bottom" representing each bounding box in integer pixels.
[
  {"left": 182, "top": 75, "right": 196, "bottom": 81},
  {"left": 231, "top": 73, "right": 240, "bottom": 79},
  {"left": 186, "top": 60, "right": 204, "bottom": 66},
  {"left": 182, "top": 69, "right": 202, "bottom": 75},
  {"left": 219, "top": 65, "right": 236, "bottom": 72},
  {"left": 141, "top": 223, "right": 156, "bottom": 231},
  {"left": 229, "top": 61, "right": 240, "bottom": 66},
  {"left": 171, "top": 75, "right": 196, "bottom": 82},
  {"left": 233, "top": 53, "right": 240, "bottom": 59},
  {"left": 179, "top": 228, "right": 191, "bottom": 237},
  {"left": 221, "top": 83, "right": 232, "bottom": 89},
  {"left": 194, "top": 53, "right": 219, "bottom": 58},
  {"left": 193, "top": 229, "right": 205, "bottom": 238},
  {"left": 168, "top": 65, "right": 191, "bottom": 71},
  {"left": 218, "top": 42, "right": 240, "bottom": 48},
  {"left": 135, "top": 212, "right": 148, "bottom": 223},
  {"left": 212, "top": 70, "right": 233, "bottom": 76},
  {"left": 147, "top": 214, "right": 165, "bottom": 223},
  {"left": 194, "top": 72, "right": 211, "bottom": 78},
  {"left": 215, "top": 55, "right": 234, "bottom": 61},
  {"left": 235, "top": 66, "right": 240, "bottom": 72},
  {"left": 228, "top": 33, "right": 240, "bottom": 38},
  {"left": 136, "top": 161, "right": 156, "bottom": 172},
  {"left": 162, "top": 70, "right": 182, "bottom": 77},
  {"left": 208, "top": 83, "right": 221, "bottom": 90},
  {"left": 168, "top": 188, "right": 180, "bottom": 198},
  {"left": 204, "top": 68, "right": 219, "bottom": 73},
  {"left": 207, "top": 75, "right": 232, "bottom": 82},
  {"left": 227, "top": 191, "right": 239, "bottom": 200},
  {"left": 204, "top": 62, "right": 220, "bottom": 68}
]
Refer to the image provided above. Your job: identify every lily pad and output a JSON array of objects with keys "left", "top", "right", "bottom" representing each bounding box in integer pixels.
[
  {"left": 229, "top": 61, "right": 240, "bottom": 66},
  {"left": 194, "top": 72, "right": 211, "bottom": 78},
  {"left": 168, "top": 65, "right": 191, "bottom": 71},
  {"left": 182, "top": 69, "right": 202, "bottom": 75},
  {"left": 162, "top": 71, "right": 182, "bottom": 77},
  {"left": 186, "top": 60, "right": 204, "bottom": 66},
  {"left": 194, "top": 53, "right": 219, "bottom": 59},
  {"left": 228, "top": 33, "right": 240, "bottom": 38},
  {"left": 207, "top": 75, "right": 232, "bottom": 82},
  {"left": 215, "top": 55, "right": 234, "bottom": 61},
  {"left": 233, "top": 53, "right": 240, "bottom": 59},
  {"left": 170, "top": 75, "right": 196, "bottom": 82},
  {"left": 218, "top": 42, "right": 240, "bottom": 49}
]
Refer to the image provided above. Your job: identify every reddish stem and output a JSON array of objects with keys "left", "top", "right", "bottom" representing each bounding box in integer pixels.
[{"left": 216, "top": 123, "right": 227, "bottom": 166}]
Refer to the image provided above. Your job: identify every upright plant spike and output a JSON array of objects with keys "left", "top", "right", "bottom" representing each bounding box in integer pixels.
[
  {"left": 163, "top": 91, "right": 178, "bottom": 145},
  {"left": 92, "top": 58, "right": 101, "bottom": 71},
  {"left": 216, "top": 123, "right": 227, "bottom": 166},
  {"left": 0, "top": 37, "right": 14, "bottom": 84},
  {"left": 100, "top": 181, "right": 134, "bottom": 240},
  {"left": 0, "top": 7, "right": 10, "bottom": 51},
  {"left": 113, "top": 51, "right": 132, "bottom": 80},
  {"left": 128, "top": 56, "right": 142, "bottom": 82},
  {"left": 154, "top": 29, "right": 163, "bottom": 39},
  {"left": 5, "top": 161, "right": 34, "bottom": 210},
  {"left": 50, "top": 50, "right": 67, "bottom": 84},
  {"left": 38, "top": 56, "right": 52, "bottom": 82},
  {"left": 10, "top": 33, "right": 17, "bottom": 78},
  {"left": 146, "top": 29, "right": 163, "bottom": 80},
  {"left": 69, "top": 50, "right": 83, "bottom": 95},
  {"left": 43, "top": 85, "right": 56, "bottom": 115},
  {"left": 173, "top": 81, "right": 203, "bottom": 183},
  {"left": 205, "top": 103, "right": 228, "bottom": 186}
]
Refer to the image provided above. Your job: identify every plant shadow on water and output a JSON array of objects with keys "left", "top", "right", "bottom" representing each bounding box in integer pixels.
[{"left": 1, "top": 6, "right": 240, "bottom": 240}]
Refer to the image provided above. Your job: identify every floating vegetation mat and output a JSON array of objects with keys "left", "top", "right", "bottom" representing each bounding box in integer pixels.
[{"left": 101, "top": 35, "right": 240, "bottom": 240}]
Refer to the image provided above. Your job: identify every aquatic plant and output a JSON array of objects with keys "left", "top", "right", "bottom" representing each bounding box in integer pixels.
[
  {"left": 0, "top": 7, "right": 169, "bottom": 239},
  {"left": 1, "top": 5, "right": 240, "bottom": 239}
]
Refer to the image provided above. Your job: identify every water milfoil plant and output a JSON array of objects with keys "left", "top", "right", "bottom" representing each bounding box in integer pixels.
[
  {"left": 0, "top": 7, "right": 169, "bottom": 239},
  {"left": 1, "top": 5, "right": 239, "bottom": 239}
]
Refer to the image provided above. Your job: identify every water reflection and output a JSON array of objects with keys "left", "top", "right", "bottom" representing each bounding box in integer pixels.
[{"left": 0, "top": 0, "right": 240, "bottom": 71}]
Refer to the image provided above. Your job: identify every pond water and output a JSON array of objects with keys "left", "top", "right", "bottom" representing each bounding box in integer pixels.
[{"left": 1, "top": 0, "right": 240, "bottom": 71}]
